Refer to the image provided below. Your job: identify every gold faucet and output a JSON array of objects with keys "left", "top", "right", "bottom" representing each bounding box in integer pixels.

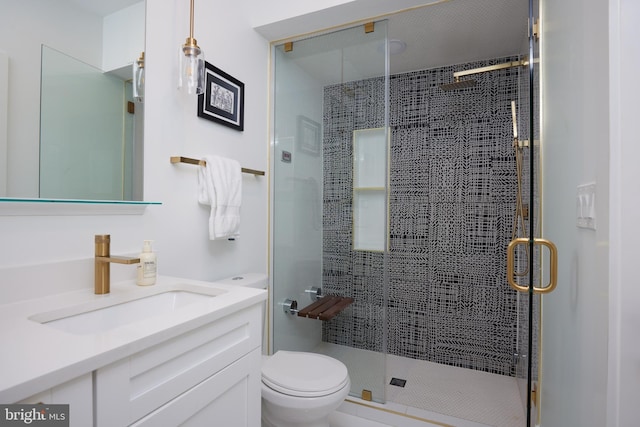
[{"left": 95, "top": 234, "right": 140, "bottom": 294}]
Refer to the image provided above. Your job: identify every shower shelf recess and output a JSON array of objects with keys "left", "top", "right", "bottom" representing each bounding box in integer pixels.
[
  {"left": 297, "top": 295, "right": 354, "bottom": 321},
  {"left": 353, "top": 128, "right": 388, "bottom": 251}
]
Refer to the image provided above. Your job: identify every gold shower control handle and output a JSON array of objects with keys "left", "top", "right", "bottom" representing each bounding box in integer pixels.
[{"left": 507, "top": 237, "right": 558, "bottom": 294}]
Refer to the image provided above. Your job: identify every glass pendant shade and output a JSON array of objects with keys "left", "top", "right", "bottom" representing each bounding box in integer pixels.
[
  {"left": 132, "top": 52, "right": 145, "bottom": 102},
  {"left": 179, "top": 39, "right": 205, "bottom": 95}
]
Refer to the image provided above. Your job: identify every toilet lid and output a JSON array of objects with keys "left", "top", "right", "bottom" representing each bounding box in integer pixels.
[{"left": 262, "top": 351, "right": 349, "bottom": 397}]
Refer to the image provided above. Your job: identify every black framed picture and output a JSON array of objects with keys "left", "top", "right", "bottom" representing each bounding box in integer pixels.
[{"left": 198, "top": 62, "right": 244, "bottom": 131}]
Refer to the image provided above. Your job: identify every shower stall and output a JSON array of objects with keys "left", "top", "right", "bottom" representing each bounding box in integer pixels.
[{"left": 269, "top": 1, "right": 544, "bottom": 425}]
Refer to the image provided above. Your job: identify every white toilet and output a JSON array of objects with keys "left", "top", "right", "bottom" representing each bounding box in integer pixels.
[
  {"left": 217, "top": 274, "right": 351, "bottom": 427},
  {"left": 261, "top": 351, "right": 350, "bottom": 427}
]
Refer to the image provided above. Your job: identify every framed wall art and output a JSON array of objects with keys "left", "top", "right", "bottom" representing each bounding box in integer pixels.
[
  {"left": 198, "top": 62, "right": 244, "bottom": 131},
  {"left": 297, "top": 115, "right": 320, "bottom": 156}
]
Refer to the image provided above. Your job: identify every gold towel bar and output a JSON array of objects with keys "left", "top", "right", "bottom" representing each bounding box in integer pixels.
[{"left": 170, "top": 156, "right": 265, "bottom": 176}]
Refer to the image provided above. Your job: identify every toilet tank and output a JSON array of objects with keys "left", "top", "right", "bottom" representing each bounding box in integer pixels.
[
  {"left": 216, "top": 273, "right": 267, "bottom": 289},
  {"left": 217, "top": 273, "right": 269, "bottom": 353}
]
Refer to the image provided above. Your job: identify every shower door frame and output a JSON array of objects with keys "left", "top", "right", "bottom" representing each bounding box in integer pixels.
[{"left": 268, "top": 1, "right": 545, "bottom": 424}]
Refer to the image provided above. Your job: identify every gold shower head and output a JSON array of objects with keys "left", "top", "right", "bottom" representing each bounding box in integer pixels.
[
  {"left": 440, "top": 58, "right": 530, "bottom": 91},
  {"left": 440, "top": 78, "right": 477, "bottom": 91}
]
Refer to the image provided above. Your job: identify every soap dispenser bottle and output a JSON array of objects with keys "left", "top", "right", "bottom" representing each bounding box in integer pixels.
[{"left": 136, "top": 240, "right": 157, "bottom": 286}]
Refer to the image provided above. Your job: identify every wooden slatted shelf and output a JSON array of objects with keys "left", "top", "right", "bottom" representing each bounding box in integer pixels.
[{"left": 297, "top": 295, "right": 354, "bottom": 321}]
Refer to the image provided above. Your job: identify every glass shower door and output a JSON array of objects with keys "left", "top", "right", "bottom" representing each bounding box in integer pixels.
[
  {"left": 508, "top": 1, "right": 556, "bottom": 425},
  {"left": 271, "top": 22, "right": 389, "bottom": 402}
]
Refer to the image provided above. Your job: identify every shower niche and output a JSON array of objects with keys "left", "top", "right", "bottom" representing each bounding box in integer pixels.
[{"left": 353, "top": 128, "right": 387, "bottom": 252}]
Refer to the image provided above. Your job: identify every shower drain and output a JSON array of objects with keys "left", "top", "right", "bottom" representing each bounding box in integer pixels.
[{"left": 390, "top": 377, "right": 407, "bottom": 387}]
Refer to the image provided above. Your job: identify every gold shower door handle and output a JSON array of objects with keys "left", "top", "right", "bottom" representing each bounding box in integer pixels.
[{"left": 507, "top": 237, "right": 558, "bottom": 294}]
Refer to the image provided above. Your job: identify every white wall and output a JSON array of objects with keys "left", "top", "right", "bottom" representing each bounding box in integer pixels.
[
  {"left": 248, "top": 0, "right": 354, "bottom": 29},
  {"left": 252, "top": 0, "right": 443, "bottom": 41},
  {"left": 608, "top": 1, "right": 640, "bottom": 425},
  {"left": 140, "top": 0, "right": 269, "bottom": 281},
  {"left": 540, "top": 0, "right": 610, "bottom": 426},
  {"left": 102, "top": 2, "right": 145, "bottom": 73},
  {"left": 541, "top": 0, "right": 640, "bottom": 425}
]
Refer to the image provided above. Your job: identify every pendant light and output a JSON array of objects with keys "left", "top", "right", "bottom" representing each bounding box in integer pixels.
[
  {"left": 132, "top": 52, "right": 145, "bottom": 102},
  {"left": 178, "top": 0, "right": 204, "bottom": 95}
]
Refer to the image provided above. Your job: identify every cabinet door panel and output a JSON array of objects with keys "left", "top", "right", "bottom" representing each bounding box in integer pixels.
[
  {"left": 95, "top": 305, "right": 262, "bottom": 426},
  {"left": 18, "top": 374, "right": 93, "bottom": 427},
  {"left": 131, "top": 348, "right": 261, "bottom": 427}
]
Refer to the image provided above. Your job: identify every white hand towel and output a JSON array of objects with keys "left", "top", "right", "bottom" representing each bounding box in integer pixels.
[{"left": 197, "top": 155, "right": 242, "bottom": 240}]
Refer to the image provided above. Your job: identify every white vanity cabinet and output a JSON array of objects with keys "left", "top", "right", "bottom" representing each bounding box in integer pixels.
[
  {"left": 18, "top": 373, "right": 93, "bottom": 427},
  {"left": 94, "top": 304, "right": 262, "bottom": 426}
]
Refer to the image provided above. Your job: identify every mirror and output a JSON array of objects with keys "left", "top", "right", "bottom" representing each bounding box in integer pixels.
[
  {"left": 0, "top": 0, "right": 145, "bottom": 201},
  {"left": 39, "top": 46, "right": 142, "bottom": 200}
]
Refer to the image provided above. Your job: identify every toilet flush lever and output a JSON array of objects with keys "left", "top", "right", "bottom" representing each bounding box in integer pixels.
[{"left": 281, "top": 299, "right": 299, "bottom": 315}]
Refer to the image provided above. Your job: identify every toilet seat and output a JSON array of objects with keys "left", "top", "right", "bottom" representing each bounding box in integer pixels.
[{"left": 262, "top": 351, "right": 349, "bottom": 397}]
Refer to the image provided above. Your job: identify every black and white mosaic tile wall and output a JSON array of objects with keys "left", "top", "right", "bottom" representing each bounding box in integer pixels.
[{"left": 322, "top": 56, "right": 533, "bottom": 376}]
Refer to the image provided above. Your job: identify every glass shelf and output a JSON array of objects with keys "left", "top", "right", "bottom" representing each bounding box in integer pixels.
[{"left": 0, "top": 198, "right": 162, "bottom": 216}]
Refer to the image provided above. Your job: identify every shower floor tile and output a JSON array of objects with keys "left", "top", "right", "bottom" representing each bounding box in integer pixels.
[
  {"left": 317, "top": 343, "right": 526, "bottom": 427},
  {"left": 390, "top": 355, "right": 525, "bottom": 427}
]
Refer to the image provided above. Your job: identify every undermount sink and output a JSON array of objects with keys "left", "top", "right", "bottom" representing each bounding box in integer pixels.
[{"left": 31, "top": 290, "right": 218, "bottom": 335}]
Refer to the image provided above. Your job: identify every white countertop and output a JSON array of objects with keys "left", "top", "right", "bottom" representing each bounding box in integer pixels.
[{"left": 0, "top": 276, "right": 267, "bottom": 402}]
